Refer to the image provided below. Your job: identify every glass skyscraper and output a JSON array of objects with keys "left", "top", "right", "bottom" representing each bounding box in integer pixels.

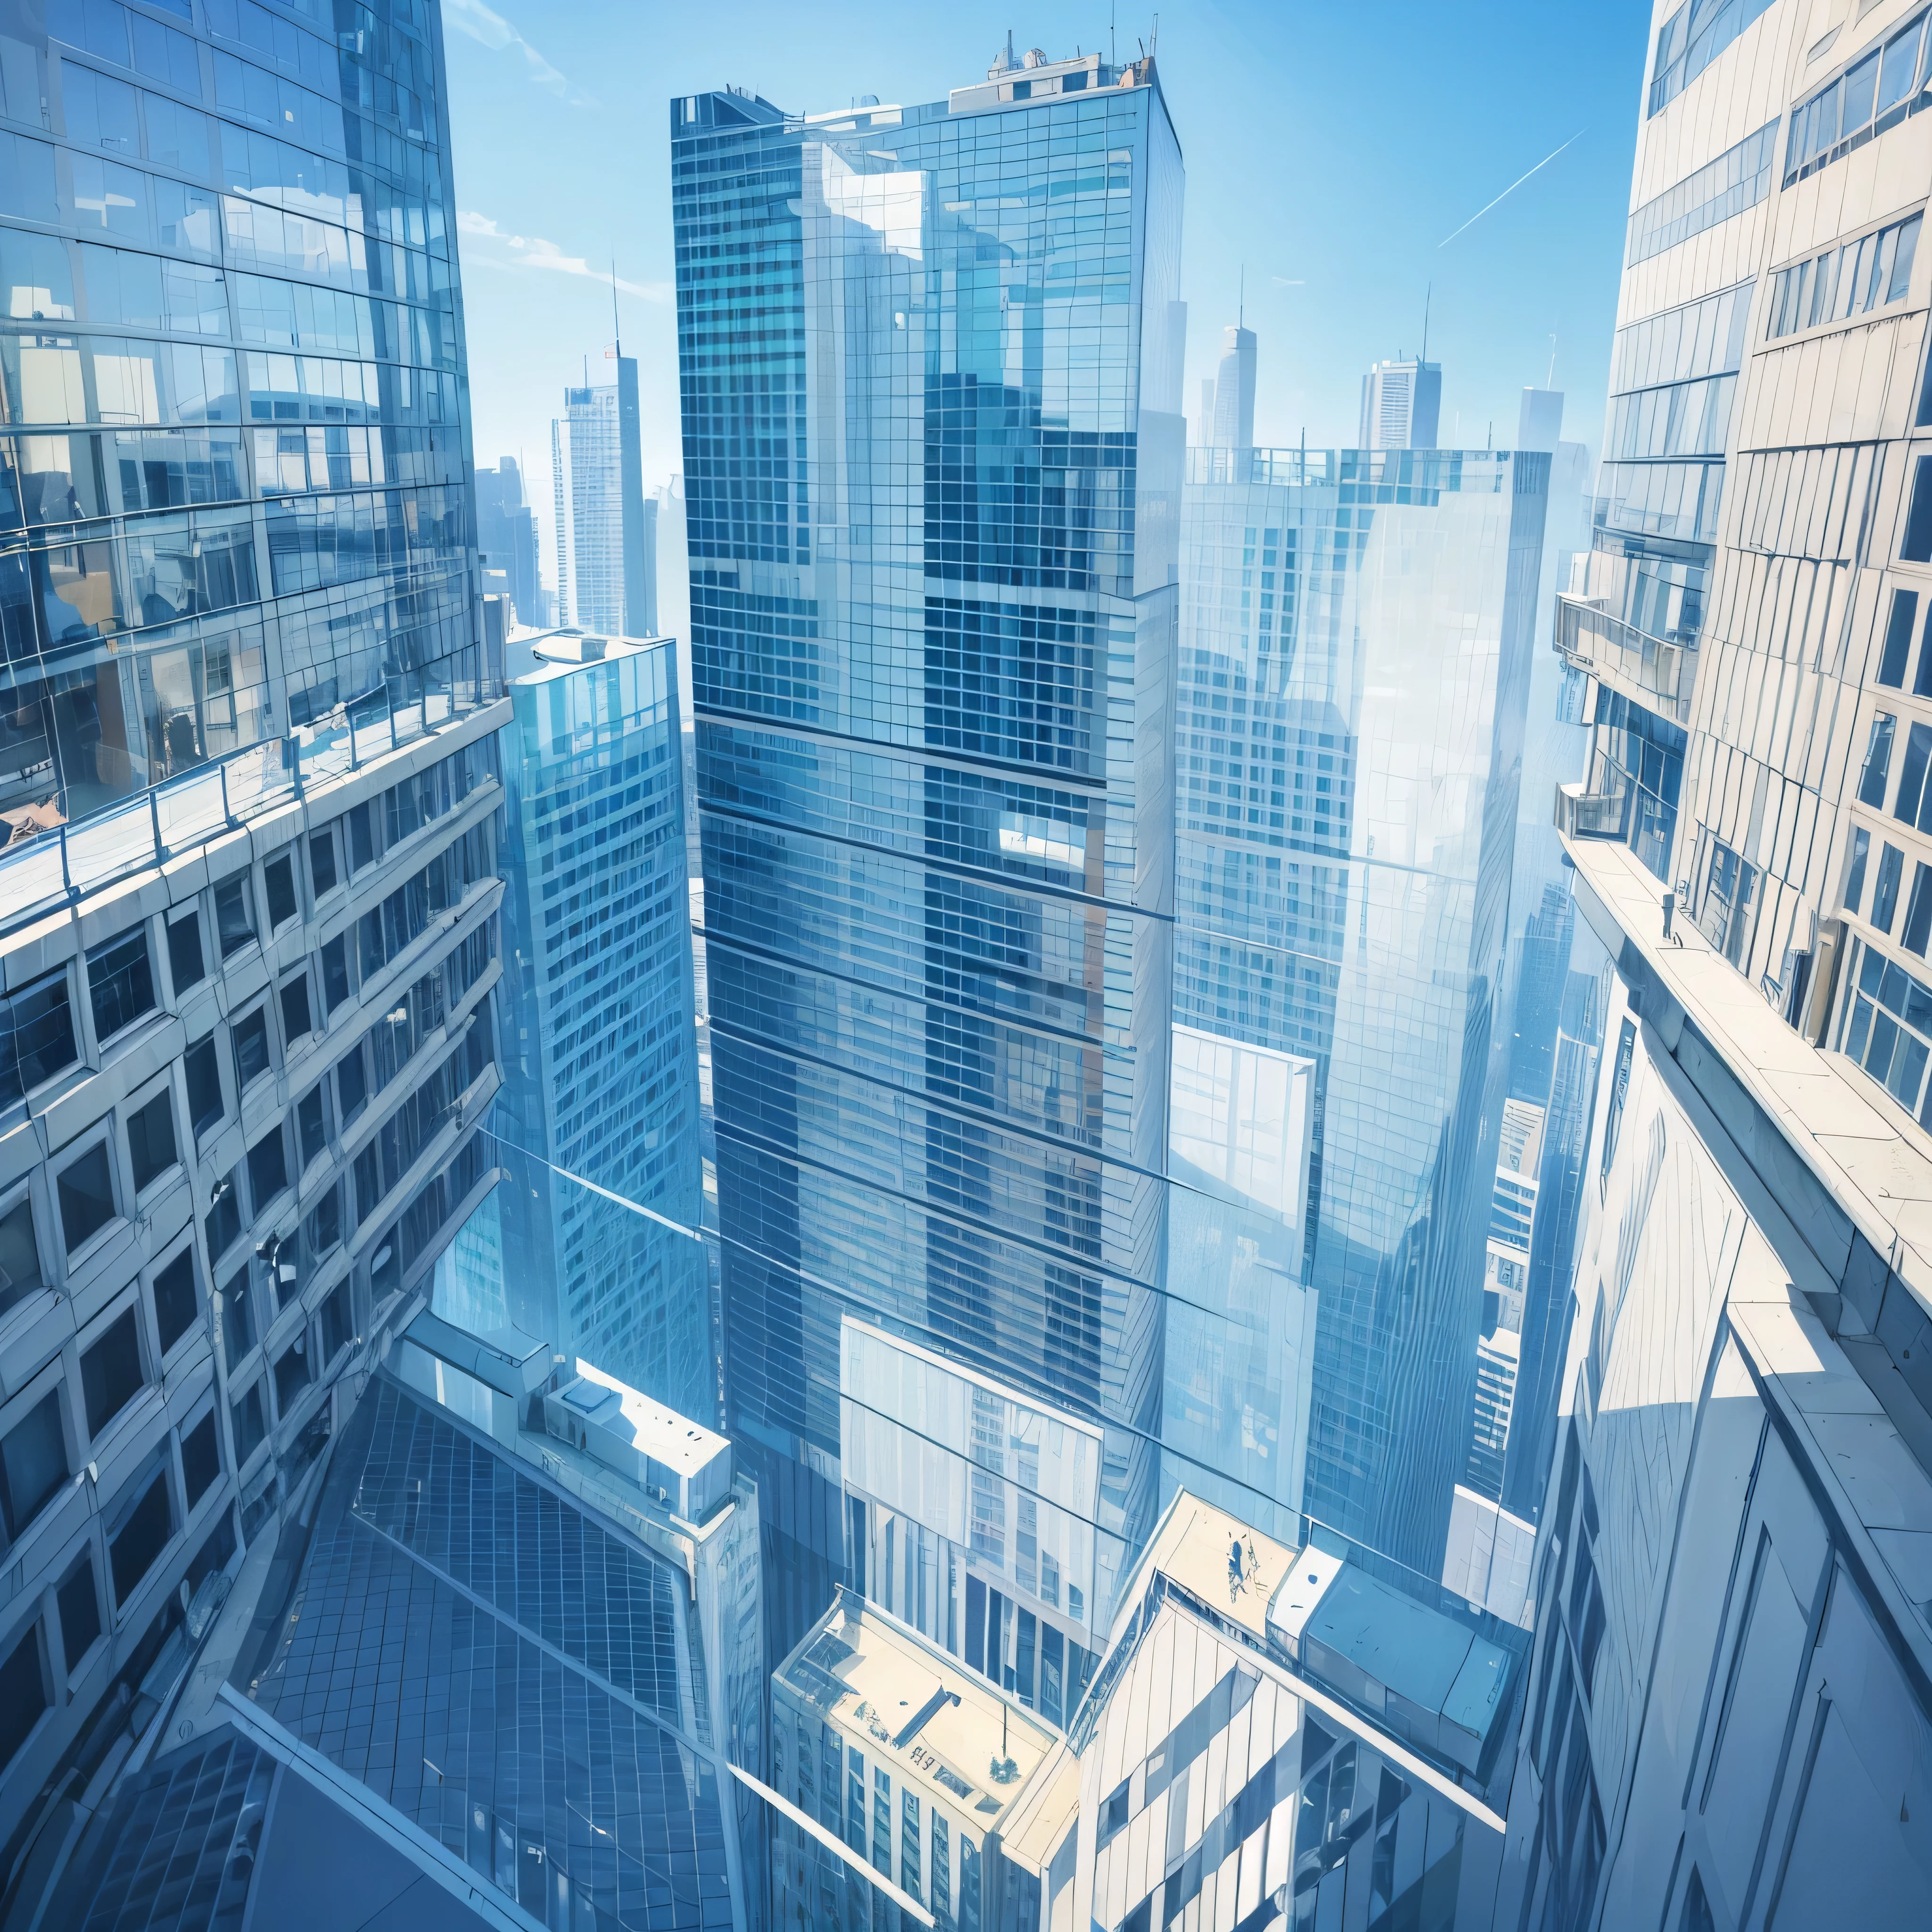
[
  {"left": 484, "top": 631, "right": 712, "bottom": 1417},
  {"left": 672, "top": 48, "right": 1183, "bottom": 1680},
  {"left": 553, "top": 360, "right": 656, "bottom": 638},
  {"left": 1174, "top": 440, "right": 1549, "bottom": 1576}
]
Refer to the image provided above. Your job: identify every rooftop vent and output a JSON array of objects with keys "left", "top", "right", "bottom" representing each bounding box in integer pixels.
[{"left": 1022, "top": 46, "right": 1047, "bottom": 68}]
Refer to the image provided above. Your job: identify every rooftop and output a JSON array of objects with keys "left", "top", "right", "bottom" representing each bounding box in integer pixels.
[{"left": 776, "top": 1591, "right": 1055, "bottom": 1829}]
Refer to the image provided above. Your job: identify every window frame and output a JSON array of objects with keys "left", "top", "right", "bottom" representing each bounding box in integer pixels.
[
  {"left": 0, "top": 1177, "right": 49, "bottom": 1327},
  {"left": 164, "top": 904, "right": 206, "bottom": 999},
  {"left": 53, "top": 1132, "right": 121, "bottom": 1267},
  {"left": 123, "top": 1071, "right": 180, "bottom": 1200},
  {"left": 77, "top": 1297, "right": 147, "bottom": 1448},
  {"left": 149, "top": 1241, "right": 200, "bottom": 1361},
  {"left": 83, "top": 921, "right": 158, "bottom": 1049}
]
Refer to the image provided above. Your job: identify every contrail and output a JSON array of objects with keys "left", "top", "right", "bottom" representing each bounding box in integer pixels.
[{"left": 1438, "top": 130, "right": 1585, "bottom": 248}]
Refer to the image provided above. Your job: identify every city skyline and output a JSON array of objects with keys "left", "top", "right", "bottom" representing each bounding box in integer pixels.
[{"left": 442, "top": 2, "right": 1653, "bottom": 574}]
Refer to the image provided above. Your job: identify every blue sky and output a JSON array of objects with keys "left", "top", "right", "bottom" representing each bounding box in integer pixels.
[{"left": 442, "top": 0, "right": 1656, "bottom": 547}]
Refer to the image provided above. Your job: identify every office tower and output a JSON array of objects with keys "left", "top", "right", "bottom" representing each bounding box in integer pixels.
[
  {"left": 475, "top": 455, "right": 541, "bottom": 625},
  {"left": 673, "top": 49, "right": 1183, "bottom": 1690},
  {"left": 485, "top": 630, "right": 711, "bottom": 1415},
  {"left": 1174, "top": 412, "right": 1549, "bottom": 1577},
  {"left": 1209, "top": 322, "right": 1256, "bottom": 451},
  {"left": 37, "top": 1316, "right": 764, "bottom": 1931},
  {"left": 777, "top": 1489, "right": 1525, "bottom": 1927},
  {"left": 551, "top": 360, "right": 656, "bottom": 637},
  {"left": 1359, "top": 355, "right": 1442, "bottom": 450},
  {"left": 0, "top": 0, "right": 512, "bottom": 1874},
  {"left": 1504, "top": 3, "right": 1932, "bottom": 1927}
]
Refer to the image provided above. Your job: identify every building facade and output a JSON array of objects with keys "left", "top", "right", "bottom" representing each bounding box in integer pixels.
[
  {"left": 0, "top": 0, "right": 508, "bottom": 1881},
  {"left": 1504, "top": 1, "right": 1932, "bottom": 1926},
  {"left": 673, "top": 51, "right": 1185, "bottom": 1679},
  {"left": 485, "top": 630, "right": 712, "bottom": 1416},
  {"left": 1174, "top": 433, "right": 1549, "bottom": 1575},
  {"left": 475, "top": 454, "right": 541, "bottom": 625},
  {"left": 1358, "top": 358, "right": 1442, "bottom": 453},
  {"left": 552, "top": 359, "right": 656, "bottom": 639}
]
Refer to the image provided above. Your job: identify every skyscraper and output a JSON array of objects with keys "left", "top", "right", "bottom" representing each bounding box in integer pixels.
[
  {"left": 1359, "top": 355, "right": 1442, "bottom": 451},
  {"left": 551, "top": 359, "right": 656, "bottom": 636},
  {"left": 485, "top": 630, "right": 711, "bottom": 1416},
  {"left": 1174, "top": 397, "right": 1549, "bottom": 1576},
  {"left": 673, "top": 49, "right": 1183, "bottom": 1683},
  {"left": 1209, "top": 322, "right": 1257, "bottom": 452},
  {"left": 1500, "top": 2, "right": 1932, "bottom": 1925},
  {"left": 475, "top": 454, "right": 541, "bottom": 624},
  {"left": 0, "top": 0, "right": 509, "bottom": 1868}
]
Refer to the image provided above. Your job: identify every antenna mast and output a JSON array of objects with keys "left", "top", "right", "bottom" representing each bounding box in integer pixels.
[
  {"left": 1421, "top": 282, "right": 1432, "bottom": 365},
  {"left": 611, "top": 258, "right": 622, "bottom": 358}
]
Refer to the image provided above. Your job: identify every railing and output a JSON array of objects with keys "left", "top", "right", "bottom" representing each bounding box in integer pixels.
[
  {"left": 0, "top": 655, "right": 502, "bottom": 943},
  {"left": 1556, "top": 591, "right": 1696, "bottom": 724}
]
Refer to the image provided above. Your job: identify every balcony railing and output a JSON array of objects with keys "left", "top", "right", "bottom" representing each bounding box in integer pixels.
[
  {"left": 1555, "top": 780, "right": 1628, "bottom": 841},
  {"left": 1556, "top": 592, "right": 1695, "bottom": 723}
]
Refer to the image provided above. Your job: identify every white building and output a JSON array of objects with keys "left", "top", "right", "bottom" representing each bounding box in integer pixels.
[{"left": 1358, "top": 356, "right": 1441, "bottom": 451}]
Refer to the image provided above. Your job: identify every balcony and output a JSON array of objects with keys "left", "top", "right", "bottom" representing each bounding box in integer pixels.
[
  {"left": 1556, "top": 591, "right": 1695, "bottom": 724},
  {"left": 1555, "top": 780, "right": 1628, "bottom": 842}
]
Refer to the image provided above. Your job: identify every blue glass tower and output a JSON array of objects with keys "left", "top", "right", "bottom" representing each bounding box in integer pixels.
[
  {"left": 673, "top": 50, "right": 1183, "bottom": 1680},
  {"left": 485, "top": 634, "right": 711, "bottom": 1416}
]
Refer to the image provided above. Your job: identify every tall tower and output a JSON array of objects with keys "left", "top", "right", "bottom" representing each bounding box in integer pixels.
[
  {"left": 672, "top": 49, "right": 1183, "bottom": 1694},
  {"left": 551, "top": 358, "right": 654, "bottom": 636},
  {"left": 1210, "top": 323, "right": 1257, "bottom": 450},
  {"left": 1360, "top": 354, "right": 1442, "bottom": 450}
]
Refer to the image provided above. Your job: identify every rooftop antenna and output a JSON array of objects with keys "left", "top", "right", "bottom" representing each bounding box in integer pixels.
[
  {"left": 1238, "top": 263, "right": 1245, "bottom": 328},
  {"left": 611, "top": 258, "right": 622, "bottom": 359},
  {"left": 1421, "top": 282, "right": 1431, "bottom": 365},
  {"left": 1110, "top": 0, "right": 1116, "bottom": 67},
  {"left": 1547, "top": 333, "right": 1558, "bottom": 387}
]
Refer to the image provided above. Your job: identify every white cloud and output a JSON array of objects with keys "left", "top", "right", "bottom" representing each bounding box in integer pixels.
[
  {"left": 458, "top": 212, "right": 668, "bottom": 302},
  {"left": 1271, "top": 276, "right": 1305, "bottom": 286},
  {"left": 443, "top": 0, "right": 570, "bottom": 99}
]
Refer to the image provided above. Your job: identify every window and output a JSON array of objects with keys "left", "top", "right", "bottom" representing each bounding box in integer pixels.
[
  {"left": 320, "top": 1278, "right": 350, "bottom": 1361},
  {"left": 273, "top": 1333, "right": 309, "bottom": 1413},
  {"left": 0, "top": 1621, "right": 47, "bottom": 1773},
  {"left": 308, "top": 824, "right": 338, "bottom": 897},
  {"left": 180, "top": 1410, "right": 218, "bottom": 1507},
  {"left": 348, "top": 800, "right": 375, "bottom": 872},
  {"left": 1859, "top": 713, "right": 1898, "bottom": 805},
  {"left": 220, "top": 1262, "right": 251, "bottom": 1363},
  {"left": 320, "top": 933, "right": 350, "bottom": 1014},
  {"left": 81, "top": 1309, "right": 142, "bottom": 1438},
  {"left": 0, "top": 1198, "right": 43, "bottom": 1320},
  {"left": 57, "top": 1143, "right": 116, "bottom": 1255},
  {"left": 296, "top": 1083, "right": 327, "bottom": 1167},
  {"left": 1897, "top": 721, "right": 1932, "bottom": 828},
  {"left": 0, "top": 967, "right": 78, "bottom": 1108},
  {"left": 1906, "top": 458, "right": 1932, "bottom": 564},
  {"left": 1649, "top": 0, "right": 1777, "bottom": 116},
  {"left": 86, "top": 925, "right": 155, "bottom": 1043},
  {"left": 205, "top": 1166, "right": 241, "bottom": 1264},
  {"left": 246, "top": 1124, "right": 286, "bottom": 1208},
  {"left": 152, "top": 1248, "right": 197, "bottom": 1355},
  {"left": 230, "top": 1378, "right": 264, "bottom": 1466},
  {"left": 1881, "top": 590, "right": 1920, "bottom": 686},
  {"left": 126, "top": 1090, "right": 176, "bottom": 1193},
  {"left": 305, "top": 1182, "right": 340, "bottom": 1258},
  {"left": 0, "top": 1391, "right": 67, "bottom": 1547},
  {"left": 57, "top": 1554, "right": 100, "bottom": 1666},
  {"left": 165, "top": 908, "right": 204, "bottom": 994},
  {"left": 1625, "top": 120, "right": 1778, "bottom": 266},
  {"left": 108, "top": 1462, "right": 172, "bottom": 1606},
  {"left": 1602, "top": 1019, "right": 1637, "bottom": 1189},
  {"left": 1766, "top": 212, "right": 1922, "bottom": 338},
  {"left": 231, "top": 1007, "right": 271, "bottom": 1091},
  {"left": 1876, "top": 842, "right": 1905, "bottom": 932},
  {"left": 1698, "top": 838, "right": 1760, "bottom": 966},
  {"left": 184, "top": 1031, "right": 223, "bottom": 1139},
  {"left": 1843, "top": 943, "right": 1932, "bottom": 1122},
  {"left": 263, "top": 849, "right": 298, "bottom": 929},
  {"left": 278, "top": 972, "right": 311, "bottom": 1043},
  {"left": 336, "top": 1040, "right": 367, "bottom": 1124},
  {"left": 1846, "top": 826, "right": 1873, "bottom": 914},
  {"left": 213, "top": 875, "right": 254, "bottom": 957},
  {"left": 1907, "top": 866, "right": 1932, "bottom": 958},
  {"left": 1786, "top": 9, "right": 1932, "bottom": 180}
]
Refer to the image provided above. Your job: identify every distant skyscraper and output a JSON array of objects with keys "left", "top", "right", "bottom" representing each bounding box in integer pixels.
[
  {"left": 673, "top": 48, "right": 1183, "bottom": 1687},
  {"left": 475, "top": 454, "right": 541, "bottom": 623},
  {"left": 1359, "top": 355, "right": 1441, "bottom": 450},
  {"left": 1175, "top": 338, "right": 1549, "bottom": 1574},
  {"left": 552, "top": 360, "right": 656, "bottom": 635},
  {"left": 1210, "top": 323, "right": 1257, "bottom": 450},
  {"left": 485, "top": 631, "right": 710, "bottom": 1416}
]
